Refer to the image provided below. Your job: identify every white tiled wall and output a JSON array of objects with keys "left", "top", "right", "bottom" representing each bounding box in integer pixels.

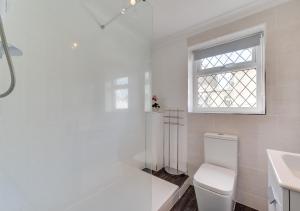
[{"left": 0, "top": 0, "right": 153, "bottom": 210}]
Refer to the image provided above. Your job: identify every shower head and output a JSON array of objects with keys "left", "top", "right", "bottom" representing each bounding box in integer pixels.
[
  {"left": 0, "top": 0, "right": 22, "bottom": 59},
  {"left": 0, "top": 43, "right": 23, "bottom": 59}
]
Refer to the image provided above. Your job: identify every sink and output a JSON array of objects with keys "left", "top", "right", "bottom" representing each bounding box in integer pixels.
[
  {"left": 267, "top": 149, "right": 300, "bottom": 192},
  {"left": 282, "top": 154, "right": 300, "bottom": 178}
]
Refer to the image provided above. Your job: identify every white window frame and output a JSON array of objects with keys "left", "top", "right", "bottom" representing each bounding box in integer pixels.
[{"left": 188, "top": 25, "right": 266, "bottom": 114}]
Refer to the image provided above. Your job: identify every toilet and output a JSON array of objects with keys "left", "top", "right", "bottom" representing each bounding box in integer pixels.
[{"left": 193, "top": 133, "right": 238, "bottom": 211}]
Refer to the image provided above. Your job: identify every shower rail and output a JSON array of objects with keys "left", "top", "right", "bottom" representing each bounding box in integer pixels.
[{"left": 0, "top": 15, "right": 16, "bottom": 98}]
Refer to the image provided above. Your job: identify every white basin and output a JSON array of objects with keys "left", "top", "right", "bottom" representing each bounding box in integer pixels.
[
  {"left": 282, "top": 154, "right": 300, "bottom": 179},
  {"left": 267, "top": 149, "right": 300, "bottom": 192}
]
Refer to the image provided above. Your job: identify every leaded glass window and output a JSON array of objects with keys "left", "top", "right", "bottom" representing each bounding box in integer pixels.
[{"left": 189, "top": 31, "right": 265, "bottom": 114}]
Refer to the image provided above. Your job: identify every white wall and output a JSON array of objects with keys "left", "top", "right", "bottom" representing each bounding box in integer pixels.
[
  {"left": 152, "top": 1, "right": 300, "bottom": 210},
  {"left": 152, "top": 39, "right": 188, "bottom": 173},
  {"left": 152, "top": 40, "right": 187, "bottom": 109},
  {"left": 0, "top": 0, "right": 153, "bottom": 210}
]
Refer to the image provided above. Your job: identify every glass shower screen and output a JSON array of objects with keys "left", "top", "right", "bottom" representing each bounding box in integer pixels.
[{"left": 0, "top": 0, "right": 153, "bottom": 210}]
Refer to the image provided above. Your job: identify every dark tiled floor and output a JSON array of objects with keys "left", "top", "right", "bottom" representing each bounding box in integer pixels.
[
  {"left": 143, "top": 168, "right": 257, "bottom": 211},
  {"left": 143, "top": 168, "right": 189, "bottom": 187},
  {"left": 171, "top": 186, "right": 198, "bottom": 211},
  {"left": 171, "top": 186, "right": 258, "bottom": 211}
]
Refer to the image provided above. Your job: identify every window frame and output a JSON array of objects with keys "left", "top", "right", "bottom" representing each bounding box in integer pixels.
[{"left": 188, "top": 26, "right": 266, "bottom": 114}]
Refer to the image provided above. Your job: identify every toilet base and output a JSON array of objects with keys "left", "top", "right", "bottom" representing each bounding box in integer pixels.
[{"left": 194, "top": 184, "right": 235, "bottom": 211}]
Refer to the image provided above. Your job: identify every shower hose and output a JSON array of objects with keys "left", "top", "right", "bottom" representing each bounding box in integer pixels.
[{"left": 0, "top": 15, "right": 16, "bottom": 98}]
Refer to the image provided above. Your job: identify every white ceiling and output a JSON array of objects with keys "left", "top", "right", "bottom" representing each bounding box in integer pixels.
[{"left": 150, "top": 0, "right": 287, "bottom": 40}]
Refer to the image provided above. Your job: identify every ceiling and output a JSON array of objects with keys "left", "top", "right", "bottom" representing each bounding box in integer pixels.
[{"left": 150, "top": 0, "right": 287, "bottom": 40}]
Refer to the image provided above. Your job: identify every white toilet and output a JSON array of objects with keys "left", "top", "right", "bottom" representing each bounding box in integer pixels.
[{"left": 193, "top": 133, "right": 238, "bottom": 211}]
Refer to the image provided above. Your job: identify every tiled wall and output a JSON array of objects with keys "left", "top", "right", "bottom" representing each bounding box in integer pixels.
[
  {"left": 187, "top": 2, "right": 300, "bottom": 210},
  {"left": 0, "top": 1, "right": 153, "bottom": 210},
  {"left": 153, "top": 1, "right": 300, "bottom": 210}
]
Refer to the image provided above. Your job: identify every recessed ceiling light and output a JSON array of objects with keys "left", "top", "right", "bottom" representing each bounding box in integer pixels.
[
  {"left": 71, "top": 42, "right": 78, "bottom": 49},
  {"left": 121, "top": 8, "right": 127, "bottom": 15},
  {"left": 129, "top": 0, "right": 136, "bottom": 6}
]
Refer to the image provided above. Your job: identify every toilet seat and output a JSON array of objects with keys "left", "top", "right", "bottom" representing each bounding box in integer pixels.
[{"left": 193, "top": 163, "right": 236, "bottom": 196}]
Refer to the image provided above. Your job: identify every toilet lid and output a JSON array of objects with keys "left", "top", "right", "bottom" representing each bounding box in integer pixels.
[{"left": 193, "top": 163, "right": 236, "bottom": 196}]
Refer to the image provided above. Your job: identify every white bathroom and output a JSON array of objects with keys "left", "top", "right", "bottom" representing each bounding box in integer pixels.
[{"left": 0, "top": 0, "right": 300, "bottom": 211}]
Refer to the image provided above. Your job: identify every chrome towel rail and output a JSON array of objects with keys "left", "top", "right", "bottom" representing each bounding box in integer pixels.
[{"left": 163, "top": 109, "right": 185, "bottom": 176}]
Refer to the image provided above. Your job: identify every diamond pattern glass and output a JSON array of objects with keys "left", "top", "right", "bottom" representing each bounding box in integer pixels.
[
  {"left": 197, "top": 48, "right": 253, "bottom": 71},
  {"left": 197, "top": 69, "right": 257, "bottom": 108}
]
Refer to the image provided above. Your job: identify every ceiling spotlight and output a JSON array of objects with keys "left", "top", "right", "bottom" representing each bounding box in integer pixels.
[
  {"left": 121, "top": 8, "right": 127, "bottom": 15},
  {"left": 129, "top": 0, "right": 137, "bottom": 6},
  {"left": 71, "top": 42, "right": 78, "bottom": 49}
]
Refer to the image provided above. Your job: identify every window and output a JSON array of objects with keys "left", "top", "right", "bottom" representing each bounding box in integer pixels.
[
  {"left": 114, "top": 77, "right": 129, "bottom": 110},
  {"left": 188, "top": 29, "right": 265, "bottom": 114},
  {"left": 105, "top": 77, "right": 129, "bottom": 112}
]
